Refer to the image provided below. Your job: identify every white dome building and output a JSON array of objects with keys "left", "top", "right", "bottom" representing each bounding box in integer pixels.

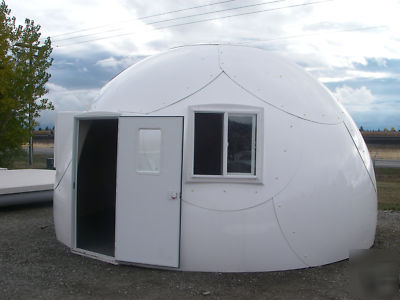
[{"left": 54, "top": 44, "right": 377, "bottom": 272}]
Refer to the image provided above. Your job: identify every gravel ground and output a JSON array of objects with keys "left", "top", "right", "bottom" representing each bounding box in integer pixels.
[{"left": 0, "top": 204, "right": 399, "bottom": 299}]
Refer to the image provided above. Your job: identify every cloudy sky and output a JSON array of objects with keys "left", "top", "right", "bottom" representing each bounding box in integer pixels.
[{"left": 7, "top": 0, "right": 400, "bottom": 130}]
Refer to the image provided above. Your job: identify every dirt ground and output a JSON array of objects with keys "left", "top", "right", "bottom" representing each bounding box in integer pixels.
[{"left": 0, "top": 204, "right": 399, "bottom": 299}]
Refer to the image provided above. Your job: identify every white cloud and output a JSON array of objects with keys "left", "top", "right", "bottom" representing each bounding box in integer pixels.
[
  {"left": 95, "top": 57, "right": 120, "bottom": 69},
  {"left": 46, "top": 83, "right": 99, "bottom": 110},
  {"left": 346, "top": 70, "right": 396, "bottom": 80},
  {"left": 6, "top": 0, "right": 400, "bottom": 69},
  {"left": 318, "top": 70, "right": 397, "bottom": 83},
  {"left": 6, "top": 0, "right": 400, "bottom": 129},
  {"left": 333, "top": 85, "right": 376, "bottom": 112},
  {"left": 37, "top": 83, "right": 100, "bottom": 126},
  {"left": 95, "top": 55, "right": 146, "bottom": 70}
]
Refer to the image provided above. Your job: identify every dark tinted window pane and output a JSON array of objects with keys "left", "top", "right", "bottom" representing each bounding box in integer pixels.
[
  {"left": 228, "top": 115, "right": 255, "bottom": 174},
  {"left": 194, "top": 113, "right": 223, "bottom": 175}
]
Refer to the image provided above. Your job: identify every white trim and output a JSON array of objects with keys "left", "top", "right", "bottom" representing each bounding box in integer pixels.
[
  {"left": 72, "top": 248, "right": 117, "bottom": 265},
  {"left": 251, "top": 115, "right": 256, "bottom": 175},
  {"left": 187, "top": 104, "right": 263, "bottom": 184},
  {"left": 223, "top": 112, "right": 228, "bottom": 176},
  {"left": 72, "top": 117, "right": 79, "bottom": 249},
  {"left": 75, "top": 111, "right": 121, "bottom": 119}
]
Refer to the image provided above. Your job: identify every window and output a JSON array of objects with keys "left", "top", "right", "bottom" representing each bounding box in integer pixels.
[
  {"left": 227, "top": 114, "right": 256, "bottom": 174},
  {"left": 137, "top": 129, "right": 161, "bottom": 173},
  {"left": 194, "top": 113, "right": 224, "bottom": 175},
  {"left": 193, "top": 112, "right": 257, "bottom": 177}
]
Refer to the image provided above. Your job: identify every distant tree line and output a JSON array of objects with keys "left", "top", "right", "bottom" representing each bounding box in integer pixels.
[
  {"left": 0, "top": 0, "right": 53, "bottom": 167},
  {"left": 359, "top": 126, "right": 399, "bottom": 133},
  {"left": 36, "top": 125, "right": 54, "bottom": 132}
]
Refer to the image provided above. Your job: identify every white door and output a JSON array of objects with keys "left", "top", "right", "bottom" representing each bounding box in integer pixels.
[{"left": 115, "top": 116, "right": 183, "bottom": 268}]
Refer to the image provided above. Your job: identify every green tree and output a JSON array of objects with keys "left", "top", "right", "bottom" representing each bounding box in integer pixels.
[
  {"left": 0, "top": 0, "right": 26, "bottom": 167},
  {"left": 0, "top": 0, "right": 53, "bottom": 167},
  {"left": 12, "top": 18, "right": 54, "bottom": 165}
]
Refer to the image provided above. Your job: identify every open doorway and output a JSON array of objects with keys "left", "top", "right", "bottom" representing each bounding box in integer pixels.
[{"left": 76, "top": 118, "right": 118, "bottom": 257}]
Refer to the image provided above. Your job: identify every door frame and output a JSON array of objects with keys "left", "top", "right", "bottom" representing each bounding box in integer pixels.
[
  {"left": 71, "top": 112, "right": 120, "bottom": 261},
  {"left": 71, "top": 113, "right": 184, "bottom": 267}
]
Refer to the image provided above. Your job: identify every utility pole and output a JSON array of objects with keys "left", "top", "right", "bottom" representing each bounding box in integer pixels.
[{"left": 28, "top": 57, "right": 33, "bottom": 165}]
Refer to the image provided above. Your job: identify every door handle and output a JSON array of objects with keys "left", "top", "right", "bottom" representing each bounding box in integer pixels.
[{"left": 169, "top": 192, "right": 178, "bottom": 200}]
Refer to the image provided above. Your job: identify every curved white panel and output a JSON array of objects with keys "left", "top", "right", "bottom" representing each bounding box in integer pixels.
[
  {"left": 156, "top": 74, "right": 304, "bottom": 211},
  {"left": 274, "top": 123, "right": 377, "bottom": 267},
  {"left": 180, "top": 200, "right": 307, "bottom": 272},
  {"left": 53, "top": 164, "right": 73, "bottom": 247},
  {"left": 54, "top": 112, "right": 76, "bottom": 183},
  {"left": 337, "top": 101, "right": 376, "bottom": 190},
  {"left": 219, "top": 45, "right": 342, "bottom": 124},
  {"left": 91, "top": 46, "right": 222, "bottom": 114}
]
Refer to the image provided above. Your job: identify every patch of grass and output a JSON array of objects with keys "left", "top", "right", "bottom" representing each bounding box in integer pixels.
[
  {"left": 375, "top": 168, "right": 400, "bottom": 211},
  {"left": 10, "top": 152, "right": 53, "bottom": 170}
]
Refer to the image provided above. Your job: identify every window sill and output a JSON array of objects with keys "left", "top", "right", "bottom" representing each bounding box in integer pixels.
[{"left": 187, "top": 174, "right": 263, "bottom": 184}]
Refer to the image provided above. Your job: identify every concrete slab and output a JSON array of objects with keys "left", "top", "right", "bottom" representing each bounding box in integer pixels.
[{"left": 0, "top": 169, "right": 55, "bottom": 195}]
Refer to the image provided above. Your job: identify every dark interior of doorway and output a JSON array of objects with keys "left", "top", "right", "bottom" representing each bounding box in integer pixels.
[{"left": 76, "top": 119, "right": 118, "bottom": 257}]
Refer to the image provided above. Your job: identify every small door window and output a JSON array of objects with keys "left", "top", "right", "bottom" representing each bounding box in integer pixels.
[{"left": 137, "top": 129, "right": 161, "bottom": 173}]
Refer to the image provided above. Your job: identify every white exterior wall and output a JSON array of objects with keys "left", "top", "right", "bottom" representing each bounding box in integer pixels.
[{"left": 54, "top": 44, "right": 377, "bottom": 272}]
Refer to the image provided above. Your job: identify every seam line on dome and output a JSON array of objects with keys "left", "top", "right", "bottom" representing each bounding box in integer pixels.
[
  {"left": 182, "top": 196, "right": 274, "bottom": 212},
  {"left": 54, "top": 159, "right": 71, "bottom": 190},
  {"left": 181, "top": 147, "right": 302, "bottom": 212},
  {"left": 147, "top": 71, "right": 225, "bottom": 114},
  {"left": 271, "top": 198, "right": 311, "bottom": 267},
  {"left": 222, "top": 71, "right": 342, "bottom": 125},
  {"left": 217, "top": 45, "right": 224, "bottom": 72},
  {"left": 343, "top": 122, "right": 377, "bottom": 192}
]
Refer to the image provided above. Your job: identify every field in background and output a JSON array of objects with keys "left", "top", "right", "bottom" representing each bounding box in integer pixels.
[
  {"left": 375, "top": 168, "right": 400, "bottom": 211},
  {"left": 12, "top": 141, "right": 54, "bottom": 169},
  {"left": 11, "top": 152, "right": 51, "bottom": 169},
  {"left": 9, "top": 142, "right": 400, "bottom": 211},
  {"left": 14, "top": 141, "right": 400, "bottom": 166},
  {"left": 367, "top": 144, "right": 400, "bottom": 160},
  {"left": 362, "top": 131, "right": 400, "bottom": 160}
]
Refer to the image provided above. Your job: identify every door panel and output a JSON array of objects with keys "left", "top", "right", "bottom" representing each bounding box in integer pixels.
[
  {"left": 115, "top": 117, "right": 183, "bottom": 268},
  {"left": 54, "top": 112, "right": 78, "bottom": 247}
]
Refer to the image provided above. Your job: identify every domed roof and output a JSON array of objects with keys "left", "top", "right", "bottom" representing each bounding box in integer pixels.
[{"left": 90, "top": 44, "right": 343, "bottom": 124}]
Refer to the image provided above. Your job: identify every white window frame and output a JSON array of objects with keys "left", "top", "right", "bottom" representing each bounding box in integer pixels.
[{"left": 187, "top": 104, "right": 263, "bottom": 184}]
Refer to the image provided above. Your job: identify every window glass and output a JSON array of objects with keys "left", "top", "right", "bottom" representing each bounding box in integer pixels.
[
  {"left": 137, "top": 129, "right": 161, "bottom": 173},
  {"left": 228, "top": 115, "right": 256, "bottom": 174},
  {"left": 194, "top": 113, "right": 224, "bottom": 175}
]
